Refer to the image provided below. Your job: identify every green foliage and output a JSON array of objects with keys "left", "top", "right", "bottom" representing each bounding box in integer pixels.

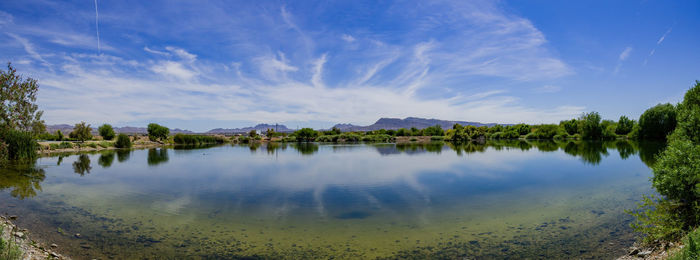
[
  {"left": 56, "top": 130, "right": 63, "bottom": 141},
  {"left": 49, "top": 141, "right": 73, "bottom": 150},
  {"left": 627, "top": 195, "right": 684, "bottom": 244},
  {"left": 668, "top": 229, "right": 700, "bottom": 260},
  {"left": 248, "top": 130, "right": 258, "bottom": 137},
  {"left": 616, "top": 116, "right": 635, "bottom": 135},
  {"left": 0, "top": 129, "right": 37, "bottom": 160},
  {"left": 69, "top": 121, "right": 92, "bottom": 142},
  {"left": 423, "top": 125, "right": 444, "bottom": 136},
  {"left": 395, "top": 128, "right": 409, "bottom": 136},
  {"left": 0, "top": 233, "right": 23, "bottom": 260},
  {"left": 602, "top": 124, "right": 617, "bottom": 140},
  {"left": 98, "top": 124, "right": 116, "bottom": 140},
  {"left": 638, "top": 103, "right": 677, "bottom": 140},
  {"left": 579, "top": 112, "right": 603, "bottom": 140},
  {"left": 0, "top": 63, "right": 44, "bottom": 132},
  {"left": 673, "top": 81, "right": 700, "bottom": 144},
  {"left": 173, "top": 134, "right": 226, "bottom": 145},
  {"left": 632, "top": 81, "right": 700, "bottom": 246},
  {"left": 490, "top": 130, "right": 519, "bottom": 139},
  {"left": 115, "top": 134, "right": 132, "bottom": 148},
  {"left": 294, "top": 128, "right": 318, "bottom": 142},
  {"left": 670, "top": 228, "right": 700, "bottom": 260},
  {"left": 525, "top": 124, "right": 559, "bottom": 140},
  {"left": 560, "top": 119, "right": 579, "bottom": 135},
  {"left": 511, "top": 124, "right": 531, "bottom": 135},
  {"left": 147, "top": 123, "right": 169, "bottom": 141}
]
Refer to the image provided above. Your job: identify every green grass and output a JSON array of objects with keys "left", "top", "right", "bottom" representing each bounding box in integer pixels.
[
  {"left": 0, "top": 224, "right": 23, "bottom": 260},
  {"left": 49, "top": 141, "right": 73, "bottom": 150},
  {"left": 669, "top": 228, "right": 700, "bottom": 260}
]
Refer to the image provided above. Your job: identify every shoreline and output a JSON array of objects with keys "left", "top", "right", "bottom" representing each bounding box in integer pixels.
[{"left": 1, "top": 215, "right": 68, "bottom": 259}]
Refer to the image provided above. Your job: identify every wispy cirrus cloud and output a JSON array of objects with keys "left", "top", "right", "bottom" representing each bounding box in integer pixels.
[
  {"left": 1, "top": 0, "right": 583, "bottom": 131},
  {"left": 644, "top": 27, "right": 672, "bottom": 65},
  {"left": 614, "top": 46, "right": 633, "bottom": 75}
]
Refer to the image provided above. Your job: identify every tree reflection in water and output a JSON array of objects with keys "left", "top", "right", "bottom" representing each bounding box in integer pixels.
[
  {"left": 0, "top": 161, "right": 46, "bottom": 199},
  {"left": 147, "top": 148, "right": 169, "bottom": 166},
  {"left": 73, "top": 154, "right": 92, "bottom": 175}
]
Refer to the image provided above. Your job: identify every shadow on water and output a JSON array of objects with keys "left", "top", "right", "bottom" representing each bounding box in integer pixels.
[{"left": 147, "top": 148, "right": 169, "bottom": 166}]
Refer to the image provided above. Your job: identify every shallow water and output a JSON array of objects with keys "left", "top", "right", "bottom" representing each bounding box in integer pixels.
[{"left": 0, "top": 140, "right": 662, "bottom": 259}]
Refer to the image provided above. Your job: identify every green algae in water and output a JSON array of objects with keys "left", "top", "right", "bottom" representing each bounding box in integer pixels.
[{"left": 0, "top": 141, "right": 659, "bottom": 259}]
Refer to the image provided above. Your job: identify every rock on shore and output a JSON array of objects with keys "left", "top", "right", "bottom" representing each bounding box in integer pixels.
[{"left": 1, "top": 215, "right": 69, "bottom": 260}]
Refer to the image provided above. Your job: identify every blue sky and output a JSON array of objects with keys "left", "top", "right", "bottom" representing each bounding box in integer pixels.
[{"left": 1, "top": 0, "right": 698, "bottom": 131}]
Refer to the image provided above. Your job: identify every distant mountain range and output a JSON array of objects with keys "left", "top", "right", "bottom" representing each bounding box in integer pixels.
[
  {"left": 46, "top": 117, "right": 500, "bottom": 135},
  {"left": 46, "top": 124, "right": 193, "bottom": 135},
  {"left": 331, "top": 117, "right": 500, "bottom": 131},
  {"left": 206, "top": 124, "right": 292, "bottom": 134}
]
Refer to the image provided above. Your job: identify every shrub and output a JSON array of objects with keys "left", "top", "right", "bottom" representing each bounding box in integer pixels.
[
  {"left": 49, "top": 141, "right": 73, "bottom": 150},
  {"left": 115, "top": 134, "right": 132, "bottom": 148},
  {"left": 423, "top": 125, "right": 444, "bottom": 136},
  {"left": 98, "top": 141, "right": 113, "bottom": 148},
  {"left": 1, "top": 129, "right": 38, "bottom": 160},
  {"left": 669, "top": 228, "right": 700, "bottom": 260},
  {"left": 70, "top": 122, "right": 92, "bottom": 142},
  {"left": 173, "top": 134, "right": 226, "bottom": 145},
  {"left": 98, "top": 124, "right": 116, "bottom": 140},
  {"left": 638, "top": 103, "right": 677, "bottom": 140}
]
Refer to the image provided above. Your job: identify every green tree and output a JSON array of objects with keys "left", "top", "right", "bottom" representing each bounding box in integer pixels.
[
  {"left": 70, "top": 122, "right": 92, "bottom": 143},
  {"left": 114, "top": 133, "right": 132, "bottom": 148},
  {"left": 294, "top": 128, "right": 318, "bottom": 142},
  {"left": 560, "top": 119, "right": 579, "bottom": 135},
  {"left": 249, "top": 129, "right": 258, "bottom": 137},
  {"left": 147, "top": 123, "right": 169, "bottom": 142},
  {"left": 631, "top": 81, "right": 700, "bottom": 243},
  {"left": 511, "top": 124, "right": 531, "bottom": 136},
  {"left": 579, "top": 112, "right": 602, "bottom": 140},
  {"left": 638, "top": 103, "right": 677, "bottom": 140},
  {"left": 0, "top": 63, "right": 44, "bottom": 131},
  {"left": 616, "top": 116, "right": 635, "bottom": 135},
  {"left": 423, "top": 125, "right": 444, "bottom": 136},
  {"left": 56, "top": 130, "right": 63, "bottom": 141},
  {"left": 98, "top": 124, "right": 116, "bottom": 140}
]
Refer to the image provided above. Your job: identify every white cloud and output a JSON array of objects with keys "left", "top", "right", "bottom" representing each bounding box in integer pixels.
[
  {"left": 150, "top": 61, "right": 198, "bottom": 80},
  {"left": 341, "top": 34, "right": 356, "bottom": 43},
  {"left": 165, "top": 46, "right": 197, "bottom": 62},
  {"left": 6, "top": 33, "right": 50, "bottom": 67},
  {"left": 144, "top": 46, "right": 170, "bottom": 56},
  {"left": 0, "top": 11, "right": 13, "bottom": 26},
  {"left": 619, "top": 47, "right": 632, "bottom": 61},
  {"left": 7, "top": 1, "right": 584, "bottom": 131}
]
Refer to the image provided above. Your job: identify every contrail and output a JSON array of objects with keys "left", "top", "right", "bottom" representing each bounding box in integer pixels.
[{"left": 94, "top": 0, "right": 100, "bottom": 54}]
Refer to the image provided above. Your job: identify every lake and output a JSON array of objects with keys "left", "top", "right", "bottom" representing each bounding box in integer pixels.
[{"left": 0, "top": 140, "right": 664, "bottom": 259}]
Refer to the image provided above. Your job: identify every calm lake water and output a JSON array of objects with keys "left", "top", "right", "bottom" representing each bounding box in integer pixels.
[{"left": 0, "top": 140, "right": 663, "bottom": 259}]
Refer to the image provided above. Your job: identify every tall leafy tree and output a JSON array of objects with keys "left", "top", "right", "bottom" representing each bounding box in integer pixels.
[
  {"left": 147, "top": 123, "right": 169, "bottom": 141},
  {"left": 616, "top": 116, "right": 635, "bottom": 135},
  {"left": 98, "top": 124, "right": 116, "bottom": 140},
  {"left": 70, "top": 122, "right": 93, "bottom": 142},
  {"left": 0, "top": 63, "right": 44, "bottom": 131},
  {"left": 638, "top": 103, "right": 677, "bottom": 140},
  {"left": 579, "top": 112, "right": 602, "bottom": 140}
]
